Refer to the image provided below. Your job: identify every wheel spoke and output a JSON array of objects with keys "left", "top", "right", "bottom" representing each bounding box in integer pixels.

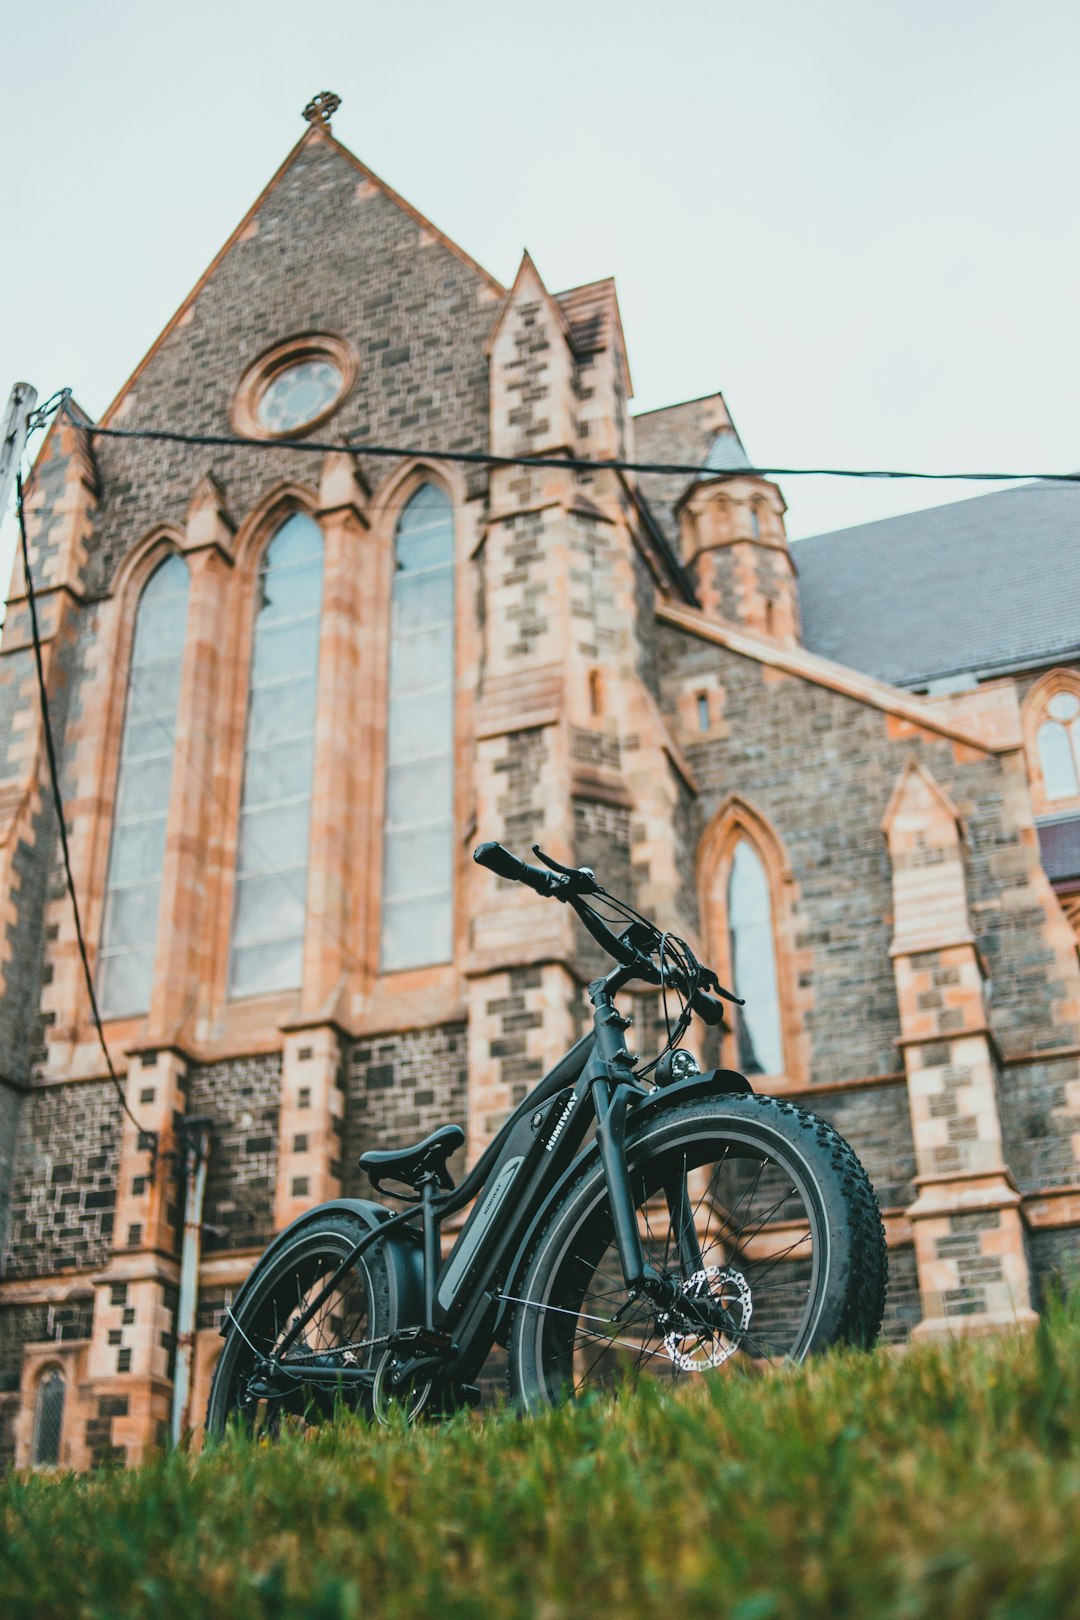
[{"left": 518, "top": 1118, "right": 827, "bottom": 1405}]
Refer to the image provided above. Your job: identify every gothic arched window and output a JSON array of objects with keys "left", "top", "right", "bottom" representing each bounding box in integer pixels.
[
  {"left": 727, "top": 838, "right": 784, "bottom": 1075},
  {"left": 229, "top": 514, "right": 324, "bottom": 997},
  {"left": 1038, "top": 691, "right": 1080, "bottom": 801},
  {"left": 98, "top": 554, "right": 190, "bottom": 1017},
  {"left": 32, "top": 1368, "right": 65, "bottom": 1468},
  {"left": 380, "top": 485, "right": 455, "bottom": 972}
]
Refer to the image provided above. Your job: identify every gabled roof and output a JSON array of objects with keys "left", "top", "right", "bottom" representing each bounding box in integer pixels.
[
  {"left": 100, "top": 123, "right": 505, "bottom": 428},
  {"left": 554, "top": 279, "right": 616, "bottom": 351},
  {"left": 795, "top": 481, "right": 1080, "bottom": 688},
  {"left": 552, "top": 278, "right": 632, "bottom": 388}
]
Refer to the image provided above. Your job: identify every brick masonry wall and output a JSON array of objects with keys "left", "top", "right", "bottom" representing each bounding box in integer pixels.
[
  {"left": 805, "top": 1082, "right": 916, "bottom": 1211},
  {"left": 186, "top": 1055, "right": 281, "bottom": 1254},
  {"left": 496, "top": 728, "right": 550, "bottom": 850},
  {"left": 998, "top": 1055, "right": 1080, "bottom": 1191},
  {"left": 658, "top": 626, "right": 1080, "bottom": 1080},
  {"left": 0, "top": 1304, "right": 47, "bottom": 1469},
  {"left": 1028, "top": 1226, "right": 1080, "bottom": 1309},
  {"left": 342, "top": 1021, "right": 468, "bottom": 1196},
  {"left": 2, "top": 1081, "right": 121, "bottom": 1277},
  {"left": 0, "top": 1081, "right": 21, "bottom": 1258},
  {"left": 879, "top": 1245, "right": 922, "bottom": 1343},
  {"left": 573, "top": 798, "right": 632, "bottom": 980}
]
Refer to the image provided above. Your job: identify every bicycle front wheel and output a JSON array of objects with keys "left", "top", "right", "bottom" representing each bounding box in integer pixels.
[{"left": 507, "top": 1092, "right": 886, "bottom": 1410}]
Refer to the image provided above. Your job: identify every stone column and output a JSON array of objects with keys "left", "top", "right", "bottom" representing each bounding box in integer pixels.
[
  {"left": 883, "top": 759, "right": 1036, "bottom": 1335},
  {"left": 301, "top": 454, "right": 371, "bottom": 1019},
  {"left": 273, "top": 1024, "right": 345, "bottom": 1231},
  {"left": 84, "top": 1046, "right": 189, "bottom": 1463}
]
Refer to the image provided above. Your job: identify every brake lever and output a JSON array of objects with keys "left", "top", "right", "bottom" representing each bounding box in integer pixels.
[
  {"left": 699, "top": 965, "right": 744, "bottom": 1005},
  {"left": 532, "top": 845, "right": 600, "bottom": 894}
]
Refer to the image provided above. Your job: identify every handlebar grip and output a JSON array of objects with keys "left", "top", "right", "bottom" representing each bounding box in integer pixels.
[
  {"left": 473, "top": 841, "right": 553, "bottom": 896},
  {"left": 691, "top": 989, "right": 727, "bottom": 1027}
]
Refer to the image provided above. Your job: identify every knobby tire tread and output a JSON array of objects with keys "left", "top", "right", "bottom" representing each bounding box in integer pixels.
[{"left": 506, "top": 1092, "right": 887, "bottom": 1407}]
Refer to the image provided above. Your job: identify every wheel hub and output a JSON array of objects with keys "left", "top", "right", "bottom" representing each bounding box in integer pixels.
[{"left": 659, "top": 1266, "right": 752, "bottom": 1371}]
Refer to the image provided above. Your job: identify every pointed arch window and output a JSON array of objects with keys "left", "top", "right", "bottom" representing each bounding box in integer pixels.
[
  {"left": 1038, "top": 691, "right": 1080, "bottom": 801},
  {"left": 32, "top": 1368, "right": 65, "bottom": 1468},
  {"left": 727, "top": 839, "right": 784, "bottom": 1075},
  {"left": 229, "top": 514, "right": 324, "bottom": 997},
  {"left": 98, "top": 554, "right": 190, "bottom": 1017},
  {"left": 381, "top": 485, "right": 455, "bottom": 971}
]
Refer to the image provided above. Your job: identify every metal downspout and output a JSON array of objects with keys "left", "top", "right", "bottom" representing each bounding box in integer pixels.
[{"left": 171, "top": 1117, "right": 212, "bottom": 1447}]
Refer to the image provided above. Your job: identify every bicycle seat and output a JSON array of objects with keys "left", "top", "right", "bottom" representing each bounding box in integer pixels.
[{"left": 359, "top": 1124, "right": 465, "bottom": 1192}]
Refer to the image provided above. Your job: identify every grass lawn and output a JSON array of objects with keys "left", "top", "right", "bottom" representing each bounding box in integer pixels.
[{"left": 3, "top": 1298, "right": 1080, "bottom": 1619}]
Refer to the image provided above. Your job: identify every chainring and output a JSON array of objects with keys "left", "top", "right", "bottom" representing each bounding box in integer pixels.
[{"left": 372, "top": 1348, "right": 434, "bottom": 1426}]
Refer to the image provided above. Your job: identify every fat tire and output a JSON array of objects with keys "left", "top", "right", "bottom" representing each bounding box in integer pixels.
[
  {"left": 507, "top": 1092, "right": 887, "bottom": 1409},
  {"left": 205, "top": 1210, "right": 393, "bottom": 1441}
]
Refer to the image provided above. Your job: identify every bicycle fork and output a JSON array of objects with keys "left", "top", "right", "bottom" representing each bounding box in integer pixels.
[{"left": 587, "top": 986, "right": 704, "bottom": 1313}]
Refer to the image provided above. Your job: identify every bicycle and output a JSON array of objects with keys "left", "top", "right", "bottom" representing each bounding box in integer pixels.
[{"left": 206, "top": 841, "right": 888, "bottom": 1433}]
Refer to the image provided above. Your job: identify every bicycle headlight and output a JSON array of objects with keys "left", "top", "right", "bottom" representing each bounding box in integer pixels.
[{"left": 654, "top": 1048, "right": 701, "bottom": 1088}]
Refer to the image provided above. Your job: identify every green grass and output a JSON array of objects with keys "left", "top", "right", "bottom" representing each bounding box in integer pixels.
[{"left": 4, "top": 1301, "right": 1080, "bottom": 1620}]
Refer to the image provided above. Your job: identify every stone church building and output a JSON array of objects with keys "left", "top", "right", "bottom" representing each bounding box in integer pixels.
[{"left": 1, "top": 96, "right": 1079, "bottom": 1468}]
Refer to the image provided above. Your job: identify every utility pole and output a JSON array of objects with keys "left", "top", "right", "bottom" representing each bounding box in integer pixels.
[{"left": 0, "top": 383, "right": 38, "bottom": 521}]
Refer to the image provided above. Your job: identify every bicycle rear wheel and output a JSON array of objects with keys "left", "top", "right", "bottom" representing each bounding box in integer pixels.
[
  {"left": 205, "top": 1210, "right": 392, "bottom": 1440},
  {"left": 507, "top": 1092, "right": 886, "bottom": 1410}
]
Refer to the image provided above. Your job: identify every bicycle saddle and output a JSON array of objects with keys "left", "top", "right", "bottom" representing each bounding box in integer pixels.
[{"left": 359, "top": 1123, "right": 465, "bottom": 1192}]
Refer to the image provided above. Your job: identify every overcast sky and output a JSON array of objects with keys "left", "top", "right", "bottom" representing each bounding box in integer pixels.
[{"left": 2, "top": 0, "right": 1078, "bottom": 599}]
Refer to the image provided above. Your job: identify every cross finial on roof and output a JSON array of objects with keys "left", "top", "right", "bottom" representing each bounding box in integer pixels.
[{"left": 303, "top": 91, "right": 341, "bottom": 130}]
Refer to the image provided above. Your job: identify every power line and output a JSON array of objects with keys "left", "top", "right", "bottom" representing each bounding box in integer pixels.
[
  {"left": 14, "top": 472, "right": 148, "bottom": 1144},
  {"left": 59, "top": 398, "right": 1080, "bottom": 485}
]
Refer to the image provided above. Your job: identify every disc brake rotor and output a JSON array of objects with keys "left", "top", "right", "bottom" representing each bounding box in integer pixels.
[{"left": 662, "top": 1266, "right": 752, "bottom": 1371}]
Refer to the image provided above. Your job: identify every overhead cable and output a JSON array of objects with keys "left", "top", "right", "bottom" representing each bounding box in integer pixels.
[{"left": 58, "top": 399, "right": 1080, "bottom": 485}]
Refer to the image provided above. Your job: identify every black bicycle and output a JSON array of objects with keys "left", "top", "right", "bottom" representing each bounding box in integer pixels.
[{"left": 206, "top": 842, "right": 887, "bottom": 1433}]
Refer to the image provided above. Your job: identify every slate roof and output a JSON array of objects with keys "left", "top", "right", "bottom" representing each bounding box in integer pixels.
[
  {"left": 554, "top": 279, "right": 616, "bottom": 352},
  {"left": 794, "top": 482, "right": 1080, "bottom": 688},
  {"left": 1038, "top": 816, "right": 1080, "bottom": 885}
]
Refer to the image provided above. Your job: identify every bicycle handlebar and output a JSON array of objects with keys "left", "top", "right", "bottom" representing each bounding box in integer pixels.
[
  {"left": 473, "top": 841, "right": 557, "bottom": 896},
  {"left": 473, "top": 842, "right": 733, "bottom": 1026}
]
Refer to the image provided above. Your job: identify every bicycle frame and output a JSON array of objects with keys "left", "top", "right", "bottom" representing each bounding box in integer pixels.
[{"left": 258, "top": 955, "right": 752, "bottom": 1401}]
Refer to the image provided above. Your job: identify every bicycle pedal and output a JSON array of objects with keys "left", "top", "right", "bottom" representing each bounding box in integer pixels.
[{"left": 391, "top": 1326, "right": 454, "bottom": 1355}]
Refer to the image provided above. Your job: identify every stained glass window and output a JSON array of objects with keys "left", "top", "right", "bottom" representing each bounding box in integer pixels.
[
  {"left": 1038, "top": 691, "right": 1080, "bottom": 801},
  {"left": 229, "top": 515, "right": 323, "bottom": 997},
  {"left": 728, "top": 839, "right": 783, "bottom": 1076},
  {"left": 98, "top": 555, "right": 190, "bottom": 1017},
  {"left": 258, "top": 360, "right": 342, "bottom": 434},
  {"left": 32, "top": 1368, "right": 65, "bottom": 1467},
  {"left": 380, "top": 485, "right": 455, "bottom": 971}
]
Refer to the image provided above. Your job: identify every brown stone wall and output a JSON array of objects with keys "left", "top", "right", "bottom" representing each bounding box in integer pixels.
[
  {"left": 342, "top": 1021, "right": 467, "bottom": 1194},
  {"left": 185, "top": 1056, "right": 281, "bottom": 1254},
  {"left": 2, "top": 1082, "right": 121, "bottom": 1277}
]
